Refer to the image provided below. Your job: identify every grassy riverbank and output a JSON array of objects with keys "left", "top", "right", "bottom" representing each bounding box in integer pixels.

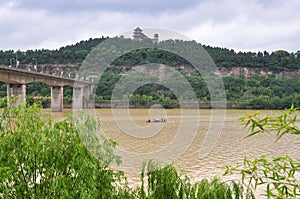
[{"left": 0, "top": 102, "right": 254, "bottom": 198}]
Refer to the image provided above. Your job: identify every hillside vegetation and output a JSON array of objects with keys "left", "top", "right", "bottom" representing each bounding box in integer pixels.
[
  {"left": 1, "top": 37, "right": 300, "bottom": 72},
  {"left": 0, "top": 37, "right": 300, "bottom": 109}
]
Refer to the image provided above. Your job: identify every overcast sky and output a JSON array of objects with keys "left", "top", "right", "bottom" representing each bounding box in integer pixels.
[{"left": 1, "top": 0, "right": 300, "bottom": 52}]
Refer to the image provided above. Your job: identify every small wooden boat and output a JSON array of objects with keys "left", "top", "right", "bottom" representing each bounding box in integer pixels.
[{"left": 146, "top": 118, "right": 166, "bottom": 123}]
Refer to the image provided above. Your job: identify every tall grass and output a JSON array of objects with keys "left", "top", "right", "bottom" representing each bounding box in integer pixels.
[{"left": 137, "top": 161, "right": 255, "bottom": 199}]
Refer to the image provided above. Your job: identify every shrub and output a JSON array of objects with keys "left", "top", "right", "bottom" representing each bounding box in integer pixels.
[
  {"left": 223, "top": 105, "right": 300, "bottom": 198},
  {"left": 0, "top": 100, "right": 127, "bottom": 198},
  {"left": 138, "top": 161, "right": 254, "bottom": 199}
]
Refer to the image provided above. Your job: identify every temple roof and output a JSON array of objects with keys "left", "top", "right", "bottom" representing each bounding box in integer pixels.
[{"left": 134, "top": 27, "right": 142, "bottom": 31}]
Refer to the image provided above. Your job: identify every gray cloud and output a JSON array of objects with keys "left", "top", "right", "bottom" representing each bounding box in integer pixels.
[
  {"left": 1, "top": 0, "right": 300, "bottom": 52},
  {"left": 15, "top": 0, "right": 204, "bottom": 14},
  {"left": 184, "top": 0, "right": 300, "bottom": 52}
]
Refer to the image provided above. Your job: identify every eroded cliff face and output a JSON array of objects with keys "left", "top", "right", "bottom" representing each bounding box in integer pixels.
[
  {"left": 124, "top": 65, "right": 300, "bottom": 79},
  {"left": 121, "top": 64, "right": 177, "bottom": 79},
  {"left": 2, "top": 63, "right": 300, "bottom": 79},
  {"left": 219, "top": 67, "right": 300, "bottom": 78}
]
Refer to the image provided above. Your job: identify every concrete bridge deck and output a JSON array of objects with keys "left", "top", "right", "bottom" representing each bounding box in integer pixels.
[{"left": 0, "top": 65, "right": 93, "bottom": 112}]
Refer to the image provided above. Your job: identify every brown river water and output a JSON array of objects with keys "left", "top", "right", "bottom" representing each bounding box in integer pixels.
[{"left": 53, "top": 108, "right": 300, "bottom": 196}]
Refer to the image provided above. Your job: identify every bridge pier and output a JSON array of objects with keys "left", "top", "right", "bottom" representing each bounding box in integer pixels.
[
  {"left": 83, "top": 85, "right": 93, "bottom": 108},
  {"left": 73, "top": 86, "right": 93, "bottom": 109},
  {"left": 51, "top": 86, "right": 63, "bottom": 112},
  {"left": 7, "top": 84, "right": 26, "bottom": 105},
  {"left": 73, "top": 87, "right": 83, "bottom": 109}
]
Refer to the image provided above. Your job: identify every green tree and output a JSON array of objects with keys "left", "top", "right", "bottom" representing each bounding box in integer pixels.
[
  {"left": 223, "top": 106, "right": 300, "bottom": 198},
  {"left": 0, "top": 100, "right": 129, "bottom": 198}
]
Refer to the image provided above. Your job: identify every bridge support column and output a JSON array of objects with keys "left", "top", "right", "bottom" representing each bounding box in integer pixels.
[
  {"left": 7, "top": 84, "right": 26, "bottom": 105},
  {"left": 73, "top": 87, "right": 83, "bottom": 109},
  {"left": 73, "top": 86, "right": 94, "bottom": 109},
  {"left": 51, "top": 86, "right": 63, "bottom": 112},
  {"left": 83, "top": 86, "right": 93, "bottom": 108}
]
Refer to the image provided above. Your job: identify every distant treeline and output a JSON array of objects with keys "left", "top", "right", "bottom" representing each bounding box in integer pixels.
[
  {"left": 0, "top": 75, "right": 299, "bottom": 109},
  {"left": 0, "top": 37, "right": 107, "bottom": 65},
  {"left": 1, "top": 37, "right": 300, "bottom": 73},
  {"left": 95, "top": 74, "right": 300, "bottom": 109}
]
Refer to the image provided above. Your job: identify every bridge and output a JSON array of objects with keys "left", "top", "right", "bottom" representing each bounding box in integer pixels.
[{"left": 0, "top": 65, "right": 93, "bottom": 112}]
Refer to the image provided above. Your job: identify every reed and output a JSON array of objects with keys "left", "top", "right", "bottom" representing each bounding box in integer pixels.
[{"left": 137, "top": 161, "right": 255, "bottom": 199}]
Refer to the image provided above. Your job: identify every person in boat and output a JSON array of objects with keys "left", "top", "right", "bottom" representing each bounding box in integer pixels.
[{"left": 146, "top": 118, "right": 166, "bottom": 123}]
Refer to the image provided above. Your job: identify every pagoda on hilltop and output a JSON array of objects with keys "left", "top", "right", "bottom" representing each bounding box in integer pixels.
[{"left": 133, "top": 27, "right": 159, "bottom": 43}]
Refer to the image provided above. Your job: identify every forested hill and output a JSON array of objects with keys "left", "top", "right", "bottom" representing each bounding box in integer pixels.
[
  {"left": 0, "top": 37, "right": 107, "bottom": 65},
  {"left": 1, "top": 36, "right": 300, "bottom": 73},
  {"left": 0, "top": 37, "right": 300, "bottom": 109}
]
